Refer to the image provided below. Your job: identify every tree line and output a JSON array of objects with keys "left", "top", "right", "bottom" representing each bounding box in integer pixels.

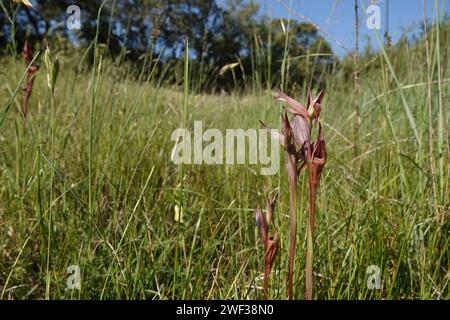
[{"left": 2, "top": 0, "right": 339, "bottom": 92}]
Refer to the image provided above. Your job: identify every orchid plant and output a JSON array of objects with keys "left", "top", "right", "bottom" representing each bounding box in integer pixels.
[
  {"left": 255, "top": 190, "right": 279, "bottom": 298},
  {"left": 258, "top": 89, "right": 327, "bottom": 300}
]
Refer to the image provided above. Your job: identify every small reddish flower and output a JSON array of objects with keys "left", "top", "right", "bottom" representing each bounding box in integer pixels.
[
  {"left": 305, "top": 124, "right": 327, "bottom": 199},
  {"left": 255, "top": 190, "right": 279, "bottom": 298},
  {"left": 21, "top": 41, "right": 40, "bottom": 128}
]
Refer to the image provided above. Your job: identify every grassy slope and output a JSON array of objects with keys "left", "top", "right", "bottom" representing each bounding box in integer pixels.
[{"left": 0, "top": 29, "right": 449, "bottom": 300}]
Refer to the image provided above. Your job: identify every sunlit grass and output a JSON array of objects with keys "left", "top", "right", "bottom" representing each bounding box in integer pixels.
[{"left": 0, "top": 18, "right": 449, "bottom": 300}]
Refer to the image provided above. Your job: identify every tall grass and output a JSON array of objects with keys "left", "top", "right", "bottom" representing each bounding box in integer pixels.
[{"left": 0, "top": 7, "right": 449, "bottom": 300}]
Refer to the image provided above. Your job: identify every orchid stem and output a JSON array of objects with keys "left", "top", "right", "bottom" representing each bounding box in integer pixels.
[
  {"left": 306, "top": 172, "right": 316, "bottom": 300},
  {"left": 264, "top": 249, "right": 270, "bottom": 298},
  {"left": 288, "top": 188, "right": 297, "bottom": 300},
  {"left": 286, "top": 154, "right": 298, "bottom": 300}
]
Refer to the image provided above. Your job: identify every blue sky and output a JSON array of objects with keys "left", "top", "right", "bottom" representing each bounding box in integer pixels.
[{"left": 219, "top": 0, "right": 450, "bottom": 56}]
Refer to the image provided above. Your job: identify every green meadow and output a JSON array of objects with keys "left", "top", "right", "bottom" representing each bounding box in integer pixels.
[{"left": 0, "top": 1, "right": 449, "bottom": 300}]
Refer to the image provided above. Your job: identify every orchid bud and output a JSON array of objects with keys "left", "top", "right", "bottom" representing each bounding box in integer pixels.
[
  {"left": 265, "top": 190, "right": 278, "bottom": 225},
  {"left": 308, "top": 90, "right": 325, "bottom": 125},
  {"left": 255, "top": 208, "right": 267, "bottom": 243}
]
